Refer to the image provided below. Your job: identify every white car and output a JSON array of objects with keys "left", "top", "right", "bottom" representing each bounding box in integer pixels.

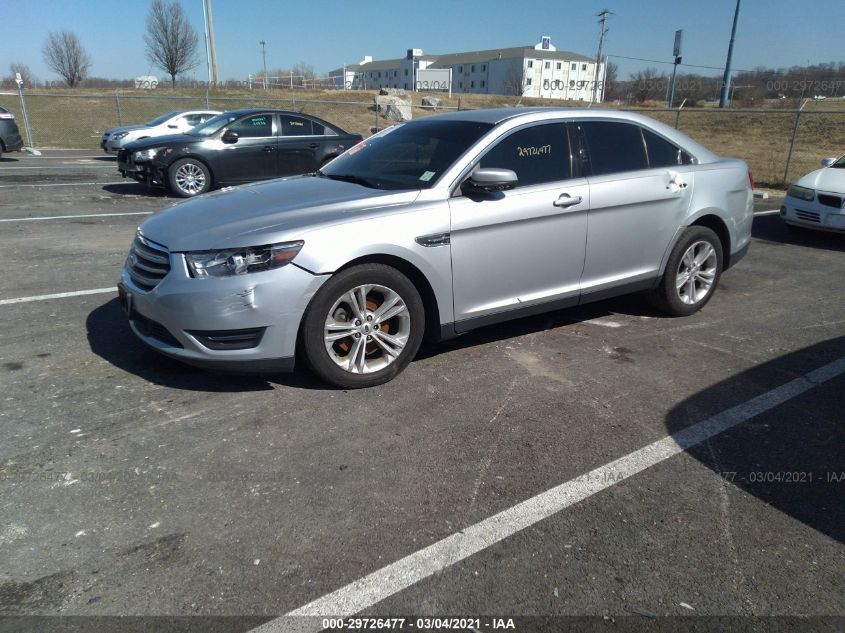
[
  {"left": 781, "top": 155, "right": 845, "bottom": 233},
  {"left": 101, "top": 110, "right": 220, "bottom": 154}
]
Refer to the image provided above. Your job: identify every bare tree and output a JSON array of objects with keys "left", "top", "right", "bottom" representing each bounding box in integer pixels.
[
  {"left": 41, "top": 31, "right": 92, "bottom": 87},
  {"left": 144, "top": 0, "right": 200, "bottom": 88},
  {"left": 502, "top": 62, "right": 525, "bottom": 96},
  {"left": 602, "top": 60, "right": 618, "bottom": 100},
  {"left": 2, "top": 63, "right": 37, "bottom": 89}
]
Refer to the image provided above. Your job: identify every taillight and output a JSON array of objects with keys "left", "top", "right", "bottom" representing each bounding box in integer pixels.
[{"left": 748, "top": 169, "right": 755, "bottom": 189}]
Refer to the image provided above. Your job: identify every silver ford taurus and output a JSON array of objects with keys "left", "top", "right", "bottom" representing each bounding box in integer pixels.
[{"left": 119, "top": 108, "right": 753, "bottom": 388}]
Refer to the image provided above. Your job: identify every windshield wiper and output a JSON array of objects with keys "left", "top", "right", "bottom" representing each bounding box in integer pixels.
[{"left": 323, "top": 173, "right": 380, "bottom": 189}]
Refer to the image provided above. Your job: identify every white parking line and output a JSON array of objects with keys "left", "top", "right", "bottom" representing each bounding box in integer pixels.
[
  {"left": 0, "top": 212, "right": 153, "bottom": 222},
  {"left": 0, "top": 165, "right": 116, "bottom": 169},
  {"left": 755, "top": 209, "right": 782, "bottom": 216},
  {"left": 0, "top": 288, "right": 115, "bottom": 305},
  {"left": 250, "top": 355, "right": 845, "bottom": 631},
  {"left": 0, "top": 181, "right": 125, "bottom": 188}
]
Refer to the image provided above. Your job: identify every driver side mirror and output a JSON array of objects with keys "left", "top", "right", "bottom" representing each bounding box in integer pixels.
[
  {"left": 462, "top": 168, "right": 518, "bottom": 194},
  {"left": 222, "top": 130, "right": 239, "bottom": 144},
  {"left": 821, "top": 157, "right": 836, "bottom": 167}
]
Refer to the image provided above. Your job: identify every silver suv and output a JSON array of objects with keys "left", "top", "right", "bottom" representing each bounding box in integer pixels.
[{"left": 119, "top": 108, "right": 753, "bottom": 388}]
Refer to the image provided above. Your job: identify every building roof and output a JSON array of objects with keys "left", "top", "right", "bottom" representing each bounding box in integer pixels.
[
  {"left": 329, "top": 44, "right": 595, "bottom": 76},
  {"left": 429, "top": 46, "right": 595, "bottom": 68}
]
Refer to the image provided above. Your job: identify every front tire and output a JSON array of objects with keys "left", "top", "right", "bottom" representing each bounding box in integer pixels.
[
  {"left": 653, "top": 226, "right": 723, "bottom": 317},
  {"left": 168, "top": 158, "right": 211, "bottom": 198},
  {"left": 301, "top": 264, "right": 425, "bottom": 388}
]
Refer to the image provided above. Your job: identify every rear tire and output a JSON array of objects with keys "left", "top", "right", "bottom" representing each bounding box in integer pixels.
[
  {"left": 168, "top": 158, "right": 211, "bottom": 198},
  {"left": 301, "top": 264, "right": 425, "bottom": 388},
  {"left": 653, "top": 226, "right": 723, "bottom": 317}
]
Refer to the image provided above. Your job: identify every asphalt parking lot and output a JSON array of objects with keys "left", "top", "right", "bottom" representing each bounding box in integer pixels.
[{"left": 0, "top": 150, "right": 843, "bottom": 632}]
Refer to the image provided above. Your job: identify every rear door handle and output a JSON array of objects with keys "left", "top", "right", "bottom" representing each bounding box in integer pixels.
[
  {"left": 308, "top": 143, "right": 320, "bottom": 149},
  {"left": 553, "top": 194, "right": 583, "bottom": 208},
  {"left": 263, "top": 145, "right": 276, "bottom": 152}
]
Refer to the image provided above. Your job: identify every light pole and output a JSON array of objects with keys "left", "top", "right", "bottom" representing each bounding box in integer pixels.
[
  {"left": 719, "top": 0, "right": 741, "bottom": 108},
  {"left": 260, "top": 40, "right": 268, "bottom": 89}
]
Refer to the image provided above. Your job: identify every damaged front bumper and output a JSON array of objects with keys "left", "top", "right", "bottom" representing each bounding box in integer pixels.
[{"left": 119, "top": 259, "right": 328, "bottom": 372}]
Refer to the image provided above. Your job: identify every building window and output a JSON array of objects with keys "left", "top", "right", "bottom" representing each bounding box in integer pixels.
[
  {"left": 471, "top": 65, "right": 476, "bottom": 72},
  {"left": 569, "top": 80, "right": 575, "bottom": 88},
  {"left": 470, "top": 80, "right": 475, "bottom": 88},
  {"left": 394, "top": 70, "right": 397, "bottom": 77},
  {"left": 544, "top": 61, "right": 550, "bottom": 69},
  {"left": 459, "top": 81, "right": 463, "bottom": 88},
  {"left": 526, "top": 78, "right": 532, "bottom": 86},
  {"left": 556, "top": 62, "right": 562, "bottom": 70},
  {"left": 527, "top": 60, "right": 533, "bottom": 68},
  {"left": 571, "top": 63, "right": 577, "bottom": 71},
  {"left": 582, "top": 63, "right": 587, "bottom": 70},
  {"left": 378, "top": 72, "right": 381, "bottom": 78},
  {"left": 404, "top": 68, "right": 408, "bottom": 76},
  {"left": 481, "top": 80, "right": 486, "bottom": 88},
  {"left": 459, "top": 65, "right": 463, "bottom": 72},
  {"left": 482, "top": 64, "right": 486, "bottom": 72}
]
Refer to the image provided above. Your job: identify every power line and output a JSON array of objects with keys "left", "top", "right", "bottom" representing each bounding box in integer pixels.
[{"left": 607, "top": 53, "right": 755, "bottom": 74}]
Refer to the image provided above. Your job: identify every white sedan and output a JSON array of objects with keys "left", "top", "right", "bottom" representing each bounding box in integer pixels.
[
  {"left": 781, "top": 155, "right": 845, "bottom": 233},
  {"left": 101, "top": 110, "right": 220, "bottom": 154}
]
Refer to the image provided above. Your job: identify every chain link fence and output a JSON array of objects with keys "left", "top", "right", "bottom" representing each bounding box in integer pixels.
[{"left": 1, "top": 90, "right": 843, "bottom": 186}]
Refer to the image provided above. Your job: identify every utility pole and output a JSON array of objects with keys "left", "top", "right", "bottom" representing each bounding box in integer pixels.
[
  {"left": 719, "top": 0, "right": 741, "bottom": 108},
  {"left": 668, "top": 29, "right": 682, "bottom": 107},
  {"left": 260, "top": 40, "right": 267, "bottom": 89},
  {"left": 204, "top": 0, "right": 219, "bottom": 86},
  {"left": 592, "top": 9, "right": 612, "bottom": 104}
]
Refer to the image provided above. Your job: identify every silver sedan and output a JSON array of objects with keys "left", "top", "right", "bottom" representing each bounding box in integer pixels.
[{"left": 119, "top": 108, "right": 753, "bottom": 388}]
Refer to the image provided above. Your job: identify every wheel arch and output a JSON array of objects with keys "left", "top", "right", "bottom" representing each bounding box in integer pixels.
[
  {"left": 334, "top": 254, "right": 443, "bottom": 344},
  {"left": 690, "top": 213, "right": 731, "bottom": 267}
]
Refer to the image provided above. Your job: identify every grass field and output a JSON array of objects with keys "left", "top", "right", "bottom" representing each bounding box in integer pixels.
[{"left": 2, "top": 87, "right": 844, "bottom": 186}]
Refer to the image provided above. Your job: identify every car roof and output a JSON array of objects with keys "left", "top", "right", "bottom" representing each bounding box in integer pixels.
[{"left": 219, "top": 108, "right": 308, "bottom": 117}]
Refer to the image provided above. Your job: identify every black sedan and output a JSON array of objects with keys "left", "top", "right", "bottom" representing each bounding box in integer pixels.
[{"left": 117, "top": 109, "right": 363, "bottom": 197}]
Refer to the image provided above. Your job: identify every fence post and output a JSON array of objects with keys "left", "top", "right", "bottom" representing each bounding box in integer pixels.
[
  {"left": 16, "top": 83, "right": 35, "bottom": 150},
  {"left": 783, "top": 99, "right": 808, "bottom": 185},
  {"left": 115, "top": 91, "right": 122, "bottom": 126},
  {"left": 374, "top": 97, "right": 379, "bottom": 132},
  {"left": 674, "top": 98, "right": 686, "bottom": 129},
  {"left": 457, "top": 96, "right": 462, "bottom": 111}
]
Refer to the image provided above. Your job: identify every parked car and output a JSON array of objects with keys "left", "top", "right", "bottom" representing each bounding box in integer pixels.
[
  {"left": 117, "top": 109, "right": 363, "bottom": 197},
  {"left": 118, "top": 108, "right": 753, "bottom": 388},
  {"left": 781, "top": 155, "right": 845, "bottom": 233},
  {"left": 0, "top": 107, "right": 24, "bottom": 158},
  {"left": 101, "top": 110, "right": 220, "bottom": 153}
]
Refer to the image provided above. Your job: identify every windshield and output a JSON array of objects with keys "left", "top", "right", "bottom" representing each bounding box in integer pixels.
[
  {"left": 832, "top": 155, "right": 845, "bottom": 168},
  {"left": 188, "top": 112, "right": 240, "bottom": 137},
  {"left": 145, "top": 111, "right": 181, "bottom": 126},
  {"left": 320, "top": 120, "right": 493, "bottom": 190}
]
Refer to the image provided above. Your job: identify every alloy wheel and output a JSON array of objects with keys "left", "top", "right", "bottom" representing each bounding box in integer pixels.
[{"left": 676, "top": 240, "right": 717, "bottom": 305}]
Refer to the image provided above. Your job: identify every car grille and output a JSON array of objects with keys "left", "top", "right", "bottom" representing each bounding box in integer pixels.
[
  {"left": 795, "top": 208, "right": 821, "bottom": 223},
  {"left": 818, "top": 194, "right": 843, "bottom": 209},
  {"left": 127, "top": 234, "right": 171, "bottom": 291},
  {"left": 132, "top": 313, "right": 183, "bottom": 348}
]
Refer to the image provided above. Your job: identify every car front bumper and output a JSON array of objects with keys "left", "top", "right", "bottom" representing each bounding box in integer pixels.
[
  {"left": 781, "top": 194, "right": 845, "bottom": 233},
  {"left": 119, "top": 257, "right": 327, "bottom": 372}
]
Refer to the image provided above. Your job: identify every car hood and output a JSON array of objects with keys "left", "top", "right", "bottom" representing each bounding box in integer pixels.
[
  {"left": 139, "top": 176, "right": 421, "bottom": 252},
  {"left": 125, "top": 133, "right": 195, "bottom": 151},
  {"left": 104, "top": 124, "right": 149, "bottom": 135},
  {"left": 793, "top": 167, "right": 845, "bottom": 193}
]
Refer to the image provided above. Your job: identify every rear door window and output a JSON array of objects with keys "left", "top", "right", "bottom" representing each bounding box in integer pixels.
[
  {"left": 279, "top": 115, "right": 313, "bottom": 136},
  {"left": 581, "top": 121, "right": 648, "bottom": 175},
  {"left": 479, "top": 123, "right": 572, "bottom": 187}
]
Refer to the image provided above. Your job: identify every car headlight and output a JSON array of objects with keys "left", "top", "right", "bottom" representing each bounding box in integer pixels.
[
  {"left": 112, "top": 131, "right": 129, "bottom": 140},
  {"left": 786, "top": 185, "right": 815, "bottom": 202},
  {"left": 185, "top": 241, "right": 304, "bottom": 278},
  {"left": 133, "top": 148, "right": 161, "bottom": 161}
]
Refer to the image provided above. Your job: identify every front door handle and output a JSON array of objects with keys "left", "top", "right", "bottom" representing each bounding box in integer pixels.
[
  {"left": 263, "top": 145, "right": 276, "bottom": 152},
  {"left": 553, "top": 194, "right": 582, "bottom": 208},
  {"left": 308, "top": 143, "right": 320, "bottom": 149}
]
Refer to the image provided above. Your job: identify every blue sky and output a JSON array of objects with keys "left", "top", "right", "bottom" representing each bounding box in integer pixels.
[{"left": 3, "top": 0, "right": 843, "bottom": 83}]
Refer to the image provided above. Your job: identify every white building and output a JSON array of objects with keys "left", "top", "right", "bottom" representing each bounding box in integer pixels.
[{"left": 330, "top": 37, "right": 605, "bottom": 102}]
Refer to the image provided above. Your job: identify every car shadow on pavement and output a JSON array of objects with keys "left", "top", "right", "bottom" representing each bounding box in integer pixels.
[
  {"left": 102, "top": 183, "right": 169, "bottom": 197},
  {"left": 664, "top": 335, "right": 845, "bottom": 544},
  {"left": 90, "top": 155, "right": 116, "bottom": 161},
  {"left": 753, "top": 213, "right": 845, "bottom": 252},
  {"left": 86, "top": 298, "right": 329, "bottom": 392}
]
